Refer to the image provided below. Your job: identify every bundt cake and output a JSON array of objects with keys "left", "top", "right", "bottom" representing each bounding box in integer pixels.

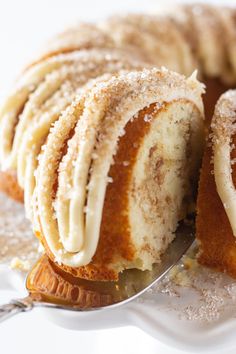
[{"left": 1, "top": 3, "right": 236, "bottom": 294}]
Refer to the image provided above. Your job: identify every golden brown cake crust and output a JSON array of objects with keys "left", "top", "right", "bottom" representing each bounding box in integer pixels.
[
  {"left": 27, "top": 255, "right": 113, "bottom": 307},
  {"left": 0, "top": 171, "right": 23, "bottom": 203},
  {"left": 196, "top": 137, "right": 236, "bottom": 278}
]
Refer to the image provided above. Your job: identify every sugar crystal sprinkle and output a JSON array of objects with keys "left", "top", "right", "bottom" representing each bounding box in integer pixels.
[
  {"left": 136, "top": 244, "right": 236, "bottom": 323},
  {"left": 0, "top": 193, "right": 39, "bottom": 269}
]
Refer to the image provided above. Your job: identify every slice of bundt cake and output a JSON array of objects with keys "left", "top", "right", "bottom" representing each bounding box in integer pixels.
[{"left": 32, "top": 68, "right": 204, "bottom": 281}]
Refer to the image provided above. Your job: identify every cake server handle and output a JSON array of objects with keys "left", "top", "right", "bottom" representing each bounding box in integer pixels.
[{"left": 0, "top": 296, "right": 34, "bottom": 323}]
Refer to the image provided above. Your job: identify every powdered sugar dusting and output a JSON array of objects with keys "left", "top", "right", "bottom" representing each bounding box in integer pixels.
[
  {"left": 138, "top": 244, "right": 236, "bottom": 323},
  {"left": 0, "top": 193, "right": 39, "bottom": 269}
]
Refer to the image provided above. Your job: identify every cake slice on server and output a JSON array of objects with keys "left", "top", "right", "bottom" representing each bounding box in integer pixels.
[{"left": 32, "top": 68, "right": 205, "bottom": 281}]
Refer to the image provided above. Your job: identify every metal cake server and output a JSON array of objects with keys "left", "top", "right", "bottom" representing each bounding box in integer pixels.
[{"left": 0, "top": 221, "right": 195, "bottom": 323}]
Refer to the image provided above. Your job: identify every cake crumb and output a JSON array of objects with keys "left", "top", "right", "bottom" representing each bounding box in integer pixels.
[{"left": 10, "top": 257, "right": 31, "bottom": 272}]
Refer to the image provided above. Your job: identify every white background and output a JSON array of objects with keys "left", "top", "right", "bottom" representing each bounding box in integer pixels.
[{"left": 1, "top": 1, "right": 236, "bottom": 353}]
